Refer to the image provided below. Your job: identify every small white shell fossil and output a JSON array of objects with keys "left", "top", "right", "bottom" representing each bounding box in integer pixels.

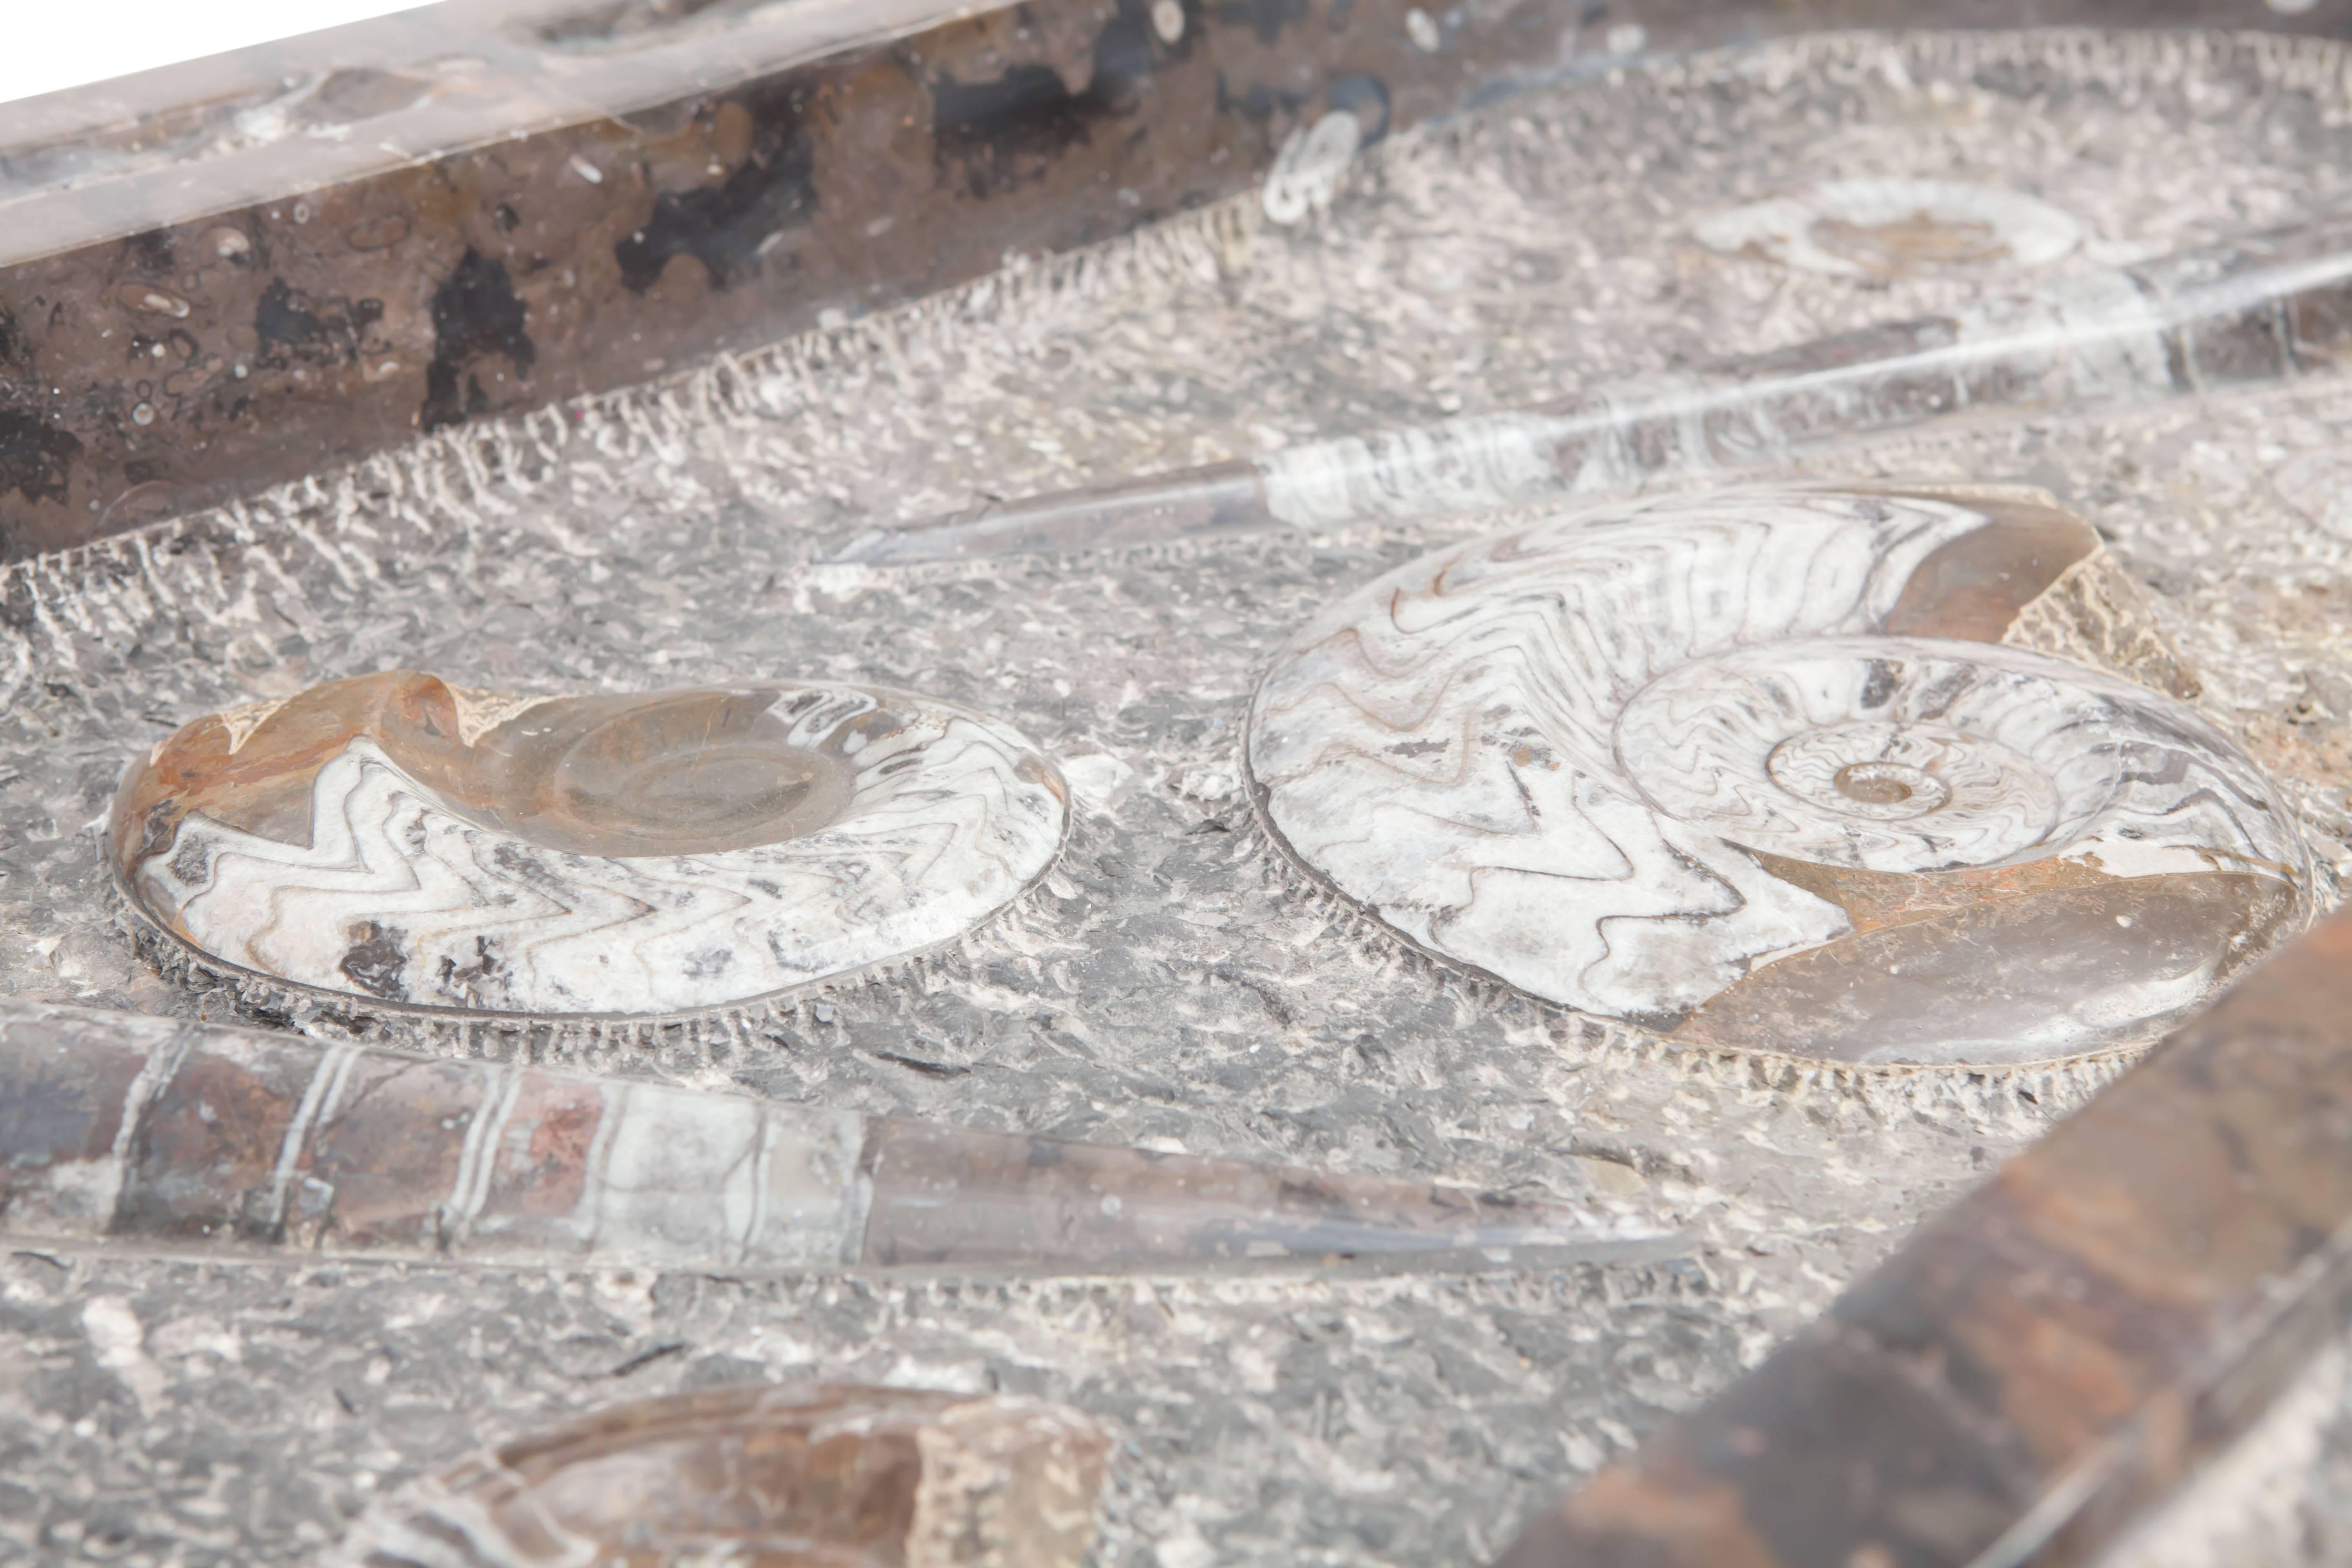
[
  {"left": 1695, "top": 178, "right": 2083, "bottom": 277},
  {"left": 1264, "top": 109, "right": 1364, "bottom": 226},
  {"left": 1245, "top": 486, "right": 2310, "bottom": 1065},
  {"left": 112, "top": 673, "right": 1067, "bottom": 1019}
]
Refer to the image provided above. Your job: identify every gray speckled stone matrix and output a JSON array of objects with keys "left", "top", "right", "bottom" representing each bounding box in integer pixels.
[{"left": 7, "top": 28, "right": 2352, "bottom": 1567}]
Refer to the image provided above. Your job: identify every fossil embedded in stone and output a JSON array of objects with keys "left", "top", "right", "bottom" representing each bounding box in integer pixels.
[
  {"left": 110, "top": 671, "right": 1069, "bottom": 1017},
  {"left": 1244, "top": 485, "right": 2312, "bottom": 1065},
  {"left": 346, "top": 1384, "right": 1112, "bottom": 1568},
  {"left": 0, "top": 1000, "right": 1684, "bottom": 1275},
  {"left": 1694, "top": 178, "right": 2082, "bottom": 278}
]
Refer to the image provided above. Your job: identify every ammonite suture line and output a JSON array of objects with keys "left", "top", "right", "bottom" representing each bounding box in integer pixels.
[
  {"left": 110, "top": 672, "right": 1069, "bottom": 1020},
  {"left": 1243, "top": 485, "right": 2310, "bottom": 1065}
]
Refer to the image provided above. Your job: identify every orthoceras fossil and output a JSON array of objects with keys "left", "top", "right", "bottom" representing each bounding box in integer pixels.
[
  {"left": 345, "top": 1385, "right": 1111, "bottom": 1568},
  {"left": 1243, "top": 484, "right": 2311, "bottom": 1067},
  {"left": 0, "top": 1002, "right": 1679, "bottom": 1275},
  {"left": 829, "top": 215, "right": 2352, "bottom": 565},
  {"left": 109, "top": 671, "right": 1068, "bottom": 1021}
]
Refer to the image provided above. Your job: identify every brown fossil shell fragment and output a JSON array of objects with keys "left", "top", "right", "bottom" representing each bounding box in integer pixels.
[
  {"left": 110, "top": 672, "right": 1067, "bottom": 1018},
  {"left": 1245, "top": 484, "right": 2312, "bottom": 1065},
  {"left": 1694, "top": 178, "right": 2083, "bottom": 277},
  {"left": 346, "top": 1384, "right": 1111, "bottom": 1568}
]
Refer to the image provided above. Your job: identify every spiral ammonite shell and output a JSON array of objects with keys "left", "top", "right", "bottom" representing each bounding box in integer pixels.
[
  {"left": 1245, "top": 485, "right": 2311, "bottom": 1065},
  {"left": 111, "top": 673, "right": 1067, "bottom": 1018}
]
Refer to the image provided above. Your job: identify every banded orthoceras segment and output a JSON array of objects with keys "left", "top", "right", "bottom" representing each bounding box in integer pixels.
[
  {"left": 0, "top": 1002, "right": 1679, "bottom": 1275},
  {"left": 110, "top": 672, "right": 1069, "bottom": 1020},
  {"left": 1245, "top": 484, "right": 2311, "bottom": 1066},
  {"left": 347, "top": 1385, "right": 1111, "bottom": 1568}
]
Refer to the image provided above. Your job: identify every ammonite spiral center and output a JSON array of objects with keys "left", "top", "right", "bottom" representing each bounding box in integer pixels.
[
  {"left": 1774, "top": 728, "right": 1974, "bottom": 823},
  {"left": 1617, "top": 639, "right": 2099, "bottom": 874},
  {"left": 1247, "top": 485, "right": 2312, "bottom": 1065},
  {"left": 560, "top": 742, "right": 824, "bottom": 838},
  {"left": 1694, "top": 178, "right": 2083, "bottom": 278},
  {"left": 1809, "top": 214, "right": 2007, "bottom": 274},
  {"left": 1831, "top": 760, "right": 1942, "bottom": 811},
  {"left": 1775, "top": 732, "right": 1991, "bottom": 828},
  {"left": 520, "top": 699, "right": 857, "bottom": 857}
]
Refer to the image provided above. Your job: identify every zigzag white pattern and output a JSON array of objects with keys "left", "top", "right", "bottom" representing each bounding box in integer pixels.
[
  {"left": 1247, "top": 487, "right": 2310, "bottom": 1056},
  {"left": 135, "top": 689, "right": 1065, "bottom": 1016}
]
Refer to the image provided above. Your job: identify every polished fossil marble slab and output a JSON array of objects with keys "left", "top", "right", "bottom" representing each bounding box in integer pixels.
[{"left": 5, "top": 26, "right": 2352, "bottom": 1568}]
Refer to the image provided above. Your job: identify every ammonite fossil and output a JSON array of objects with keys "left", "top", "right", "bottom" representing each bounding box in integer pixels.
[
  {"left": 1245, "top": 485, "right": 2311, "bottom": 1065},
  {"left": 110, "top": 672, "right": 1067, "bottom": 1019},
  {"left": 348, "top": 1384, "right": 1110, "bottom": 1568},
  {"left": 1694, "top": 178, "right": 2082, "bottom": 277}
]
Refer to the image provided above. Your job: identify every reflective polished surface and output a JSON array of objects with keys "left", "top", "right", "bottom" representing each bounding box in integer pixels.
[
  {"left": 1247, "top": 486, "right": 2311, "bottom": 1063},
  {"left": 111, "top": 671, "right": 1068, "bottom": 1016}
]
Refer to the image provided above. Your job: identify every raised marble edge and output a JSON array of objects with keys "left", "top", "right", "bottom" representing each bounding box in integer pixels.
[
  {"left": 1495, "top": 900, "right": 2352, "bottom": 1568},
  {"left": 7, "top": 0, "right": 2352, "bottom": 558}
]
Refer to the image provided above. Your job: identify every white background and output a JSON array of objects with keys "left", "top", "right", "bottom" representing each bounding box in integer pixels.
[{"left": 2, "top": 2, "right": 429, "bottom": 108}]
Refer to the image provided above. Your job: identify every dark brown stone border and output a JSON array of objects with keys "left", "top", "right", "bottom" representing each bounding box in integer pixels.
[
  {"left": 3, "top": 0, "right": 2349, "bottom": 558},
  {"left": 1501, "top": 904, "right": 2352, "bottom": 1568}
]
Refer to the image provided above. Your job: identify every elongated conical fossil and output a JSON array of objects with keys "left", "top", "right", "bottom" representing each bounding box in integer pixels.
[
  {"left": 0, "top": 1002, "right": 1676, "bottom": 1276},
  {"left": 109, "top": 673, "right": 1068, "bottom": 1022},
  {"left": 1245, "top": 484, "right": 2310, "bottom": 1066},
  {"left": 830, "top": 216, "right": 2352, "bottom": 564}
]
